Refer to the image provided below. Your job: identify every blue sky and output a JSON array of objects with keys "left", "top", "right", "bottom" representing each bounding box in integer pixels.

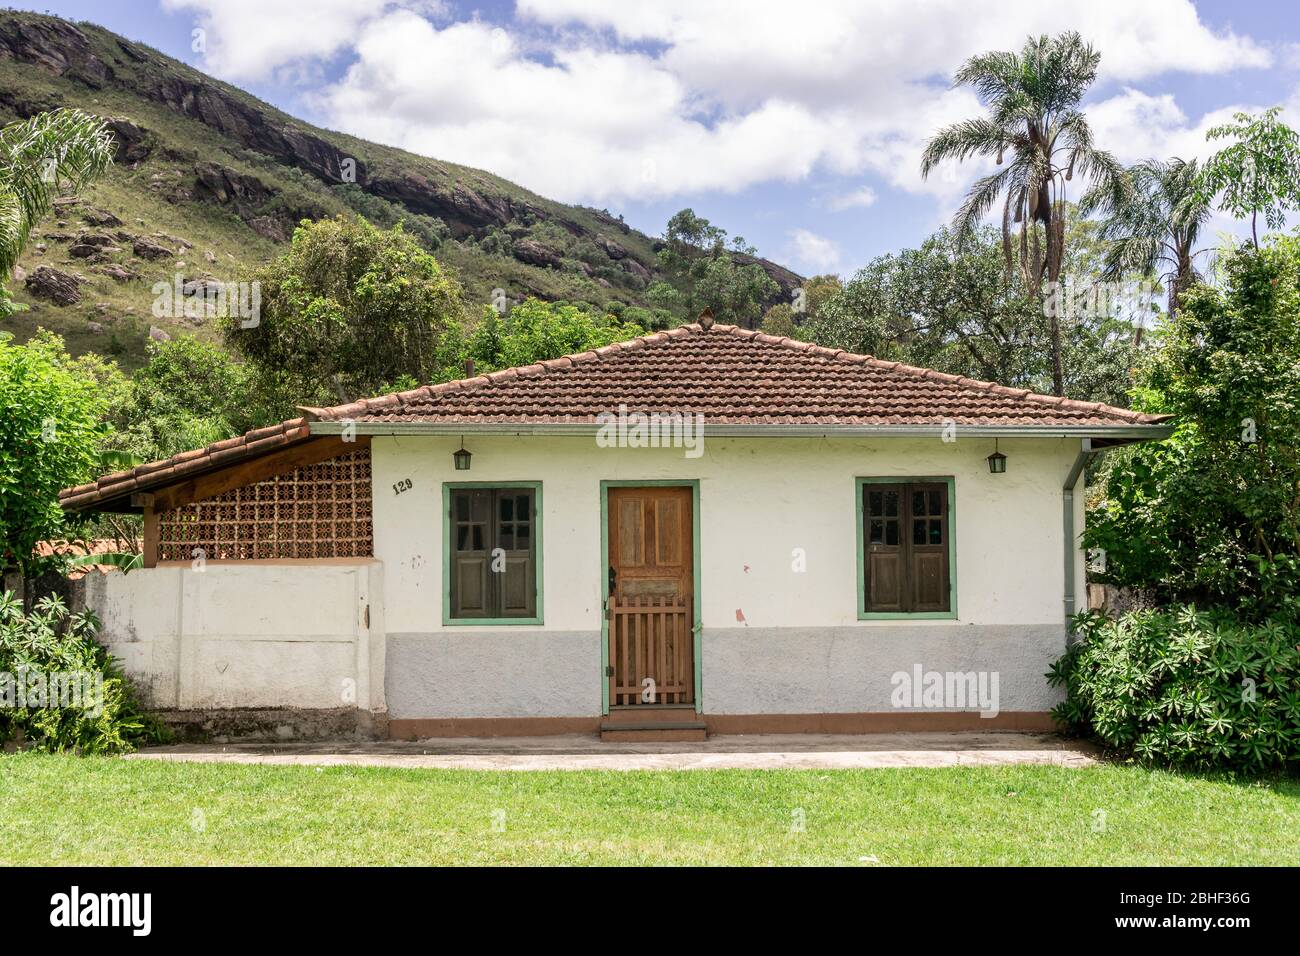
[{"left": 23, "top": 0, "right": 1300, "bottom": 276}]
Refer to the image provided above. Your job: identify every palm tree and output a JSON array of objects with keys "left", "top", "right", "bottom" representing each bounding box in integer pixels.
[
  {"left": 921, "top": 32, "right": 1128, "bottom": 395},
  {"left": 0, "top": 108, "right": 114, "bottom": 291},
  {"left": 1081, "top": 157, "right": 1212, "bottom": 344}
]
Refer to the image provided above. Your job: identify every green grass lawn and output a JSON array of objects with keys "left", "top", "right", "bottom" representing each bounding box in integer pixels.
[{"left": 1, "top": 753, "right": 1295, "bottom": 865}]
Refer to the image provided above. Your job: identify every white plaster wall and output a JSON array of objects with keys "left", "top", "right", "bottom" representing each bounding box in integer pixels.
[
  {"left": 81, "top": 565, "right": 183, "bottom": 706},
  {"left": 372, "top": 434, "right": 1085, "bottom": 632},
  {"left": 372, "top": 433, "right": 1085, "bottom": 716},
  {"left": 83, "top": 560, "right": 385, "bottom": 711}
]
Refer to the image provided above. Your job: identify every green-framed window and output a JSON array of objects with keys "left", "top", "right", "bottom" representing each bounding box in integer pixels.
[
  {"left": 442, "top": 482, "right": 543, "bottom": 625},
  {"left": 856, "top": 476, "right": 956, "bottom": 620}
]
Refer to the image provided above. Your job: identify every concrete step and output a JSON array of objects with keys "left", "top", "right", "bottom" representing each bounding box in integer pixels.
[
  {"left": 603, "top": 705, "right": 699, "bottom": 726},
  {"left": 600, "top": 720, "right": 708, "bottom": 742}
]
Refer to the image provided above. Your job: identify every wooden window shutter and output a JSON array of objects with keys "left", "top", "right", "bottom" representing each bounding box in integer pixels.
[
  {"left": 863, "top": 483, "right": 905, "bottom": 612},
  {"left": 863, "top": 481, "right": 950, "bottom": 614},
  {"left": 907, "top": 483, "right": 950, "bottom": 613},
  {"left": 496, "top": 489, "right": 536, "bottom": 618},
  {"left": 450, "top": 489, "right": 491, "bottom": 618},
  {"left": 449, "top": 487, "right": 537, "bottom": 619}
]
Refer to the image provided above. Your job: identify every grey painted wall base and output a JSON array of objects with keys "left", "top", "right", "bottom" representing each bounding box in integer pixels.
[
  {"left": 385, "top": 625, "right": 1064, "bottom": 720},
  {"left": 702, "top": 625, "right": 1066, "bottom": 714},
  {"left": 386, "top": 631, "right": 603, "bottom": 718}
]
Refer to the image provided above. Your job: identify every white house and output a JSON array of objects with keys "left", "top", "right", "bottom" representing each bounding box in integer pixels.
[{"left": 63, "top": 320, "right": 1171, "bottom": 740}]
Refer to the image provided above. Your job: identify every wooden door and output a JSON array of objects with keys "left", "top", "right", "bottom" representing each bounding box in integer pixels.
[{"left": 606, "top": 487, "right": 694, "bottom": 706}]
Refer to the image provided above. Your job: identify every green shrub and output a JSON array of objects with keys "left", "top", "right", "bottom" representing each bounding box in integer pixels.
[
  {"left": 0, "top": 591, "right": 162, "bottom": 754},
  {"left": 1049, "top": 607, "right": 1299, "bottom": 770},
  {"left": 1085, "top": 238, "right": 1300, "bottom": 613}
]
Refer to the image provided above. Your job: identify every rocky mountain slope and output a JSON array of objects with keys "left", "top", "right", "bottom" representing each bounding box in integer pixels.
[{"left": 0, "top": 11, "right": 801, "bottom": 368}]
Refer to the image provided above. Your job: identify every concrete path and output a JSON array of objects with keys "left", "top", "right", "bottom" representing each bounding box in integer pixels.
[{"left": 127, "top": 732, "right": 1100, "bottom": 771}]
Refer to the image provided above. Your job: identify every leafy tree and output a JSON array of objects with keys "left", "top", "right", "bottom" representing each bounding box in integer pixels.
[
  {"left": 797, "top": 274, "right": 842, "bottom": 321},
  {"left": 0, "top": 331, "right": 108, "bottom": 580},
  {"left": 225, "top": 216, "right": 467, "bottom": 413},
  {"left": 658, "top": 209, "right": 726, "bottom": 301},
  {"left": 760, "top": 275, "right": 842, "bottom": 336},
  {"left": 332, "top": 183, "right": 450, "bottom": 251},
  {"left": 1086, "top": 236, "right": 1300, "bottom": 617},
  {"left": 921, "top": 31, "right": 1128, "bottom": 394},
  {"left": 618, "top": 305, "right": 677, "bottom": 332},
  {"left": 804, "top": 226, "right": 1136, "bottom": 404},
  {"left": 655, "top": 209, "right": 777, "bottom": 326},
  {"left": 693, "top": 252, "right": 777, "bottom": 328},
  {"left": 466, "top": 298, "right": 646, "bottom": 373},
  {"left": 108, "top": 338, "right": 266, "bottom": 462},
  {"left": 645, "top": 280, "right": 685, "bottom": 315},
  {"left": 0, "top": 108, "right": 115, "bottom": 316},
  {"left": 761, "top": 303, "right": 796, "bottom": 336},
  {"left": 1198, "top": 107, "right": 1300, "bottom": 247},
  {"left": 1082, "top": 158, "right": 1212, "bottom": 334},
  {"left": 1055, "top": 211, "right": 1160, "bottom": 387}
]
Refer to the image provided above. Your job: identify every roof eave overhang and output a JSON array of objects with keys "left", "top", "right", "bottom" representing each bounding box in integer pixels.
[{"left": 309, "top": 421, "right": 1175, "bottom": 440}]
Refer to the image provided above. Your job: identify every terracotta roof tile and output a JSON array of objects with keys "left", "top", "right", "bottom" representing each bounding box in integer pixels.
[
  {"left": 307, "top": 322, "right": 1170, "bottom": 428},
  {"left": 59, "top": 418, "right": 311, "bottom": 511},
  {"left": 62, "top": 323, "right": 1169, "bottom": 512}
]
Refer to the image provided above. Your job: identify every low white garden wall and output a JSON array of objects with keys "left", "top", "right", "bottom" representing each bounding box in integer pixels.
[{"left": 79, "top": 559, "right": 385, "bottom": 713}]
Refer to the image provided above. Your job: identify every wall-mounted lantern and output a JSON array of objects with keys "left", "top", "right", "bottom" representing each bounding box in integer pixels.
[
  {"left": 986, "top": 439, "right": 1007, "bottom": 474},
  {"left": 453, "top": 437, "right": 472, "bottom": 471}
]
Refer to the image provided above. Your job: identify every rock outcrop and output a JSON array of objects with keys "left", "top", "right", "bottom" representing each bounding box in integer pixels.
[
  {"left": 105, "top": 116, "right": 150, "bottom": 163},
  {"left": 512, "top": 239, "right": 563, "bottom": 269},
  {"left": 81, "top": 206, "right": 122, "bottom": 227},
  {"left": 192, "top": 162, "right": 273, "bottom": 206},
  {"left": 132, "top": 237, "right": 173, "bottom": 260},
  {"left": 25, "top": 265, "right": 81, "bottom": 304}
]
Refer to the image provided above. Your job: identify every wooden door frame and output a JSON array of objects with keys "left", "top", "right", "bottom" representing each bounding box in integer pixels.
[{"left": 599, "top": 480, "right": 702, "bottom": 715}]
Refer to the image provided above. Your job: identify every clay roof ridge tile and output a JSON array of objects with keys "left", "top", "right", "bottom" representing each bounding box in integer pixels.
[
  {"left": 60, "top": 415, "right": 314, "bottom": 510},
  {"left": 243, "top": 423, "right": 287, "bottom": 442},
  {"left": 96, "top": 471, "right": 137, "bottom": 489}
]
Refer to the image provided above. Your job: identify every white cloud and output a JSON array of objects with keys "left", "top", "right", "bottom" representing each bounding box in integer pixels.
[
  {"left": 1087, "top": 86, "right": 1300, "bottom": 167},
  {"left": 164, "top": 0, "right": 1279, "bottom": 213},
  {"left": 785, "top": 229, "right": 843, "bottom": 274},
  {"left": 1087, "top": 89, "right": 1244, "bottom": 165},
  {"left": 161, "top": 0, "right": 447, "bottom": 83},
  {"left": 827, "top": 186, "right": 878, "bottom": 211},
  {"left": 317, "top": 13, "right": 846, "bottom": 203},
  {"left": 519, "top": 0, "right": 1270, "bottom": 96}
]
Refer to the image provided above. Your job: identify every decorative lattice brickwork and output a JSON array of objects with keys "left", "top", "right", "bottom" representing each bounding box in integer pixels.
[{"left": 157, "top": 447, "right": 373, "bottom": 562}]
